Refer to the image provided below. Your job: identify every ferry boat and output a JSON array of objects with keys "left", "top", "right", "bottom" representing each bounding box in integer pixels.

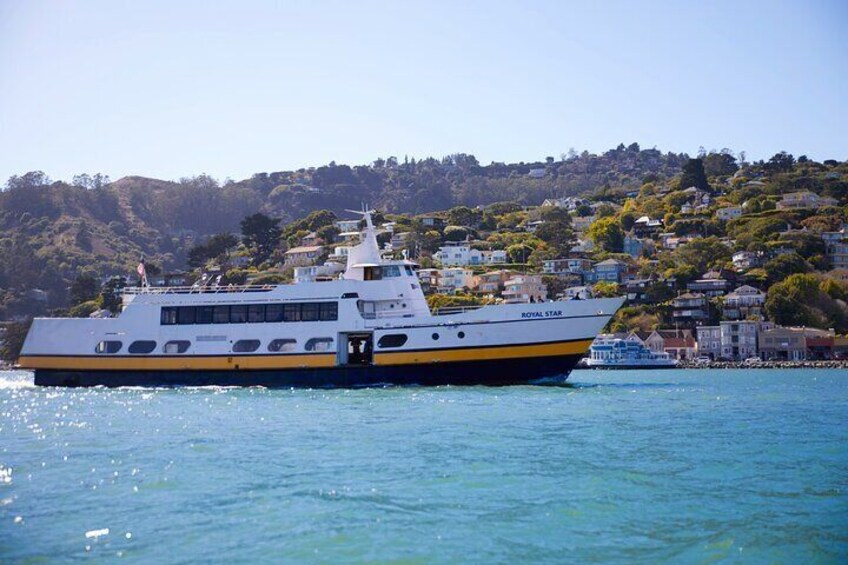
[
  {"left": 19, "top": 212, "right": 624, "bottom": 388},
  {"left": 585, "top": 335, "right": 677, "bottom": 369}
]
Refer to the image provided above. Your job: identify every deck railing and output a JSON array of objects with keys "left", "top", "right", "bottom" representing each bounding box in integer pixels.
[
  {"left": 431, "top": 305, "right": 486, "bottom": 316},
  {"left": 122, "top": 284, "right": 277, "bottom": 295}
]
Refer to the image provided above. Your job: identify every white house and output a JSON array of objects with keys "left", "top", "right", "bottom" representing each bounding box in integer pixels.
[
  {"left": 528, "top": 168, "right": 547, "bottom": 179},
  {"left": 502, "top": 274, "right": 547, "bottom": 304},
  {"left": 481, "top": 249, "right": 507, "bottom": 265},
  {"left": 435, "top": 243, "right": 483, "bottom": 266},
  {"left": 716, "top": 206, "right": 743, "bottom": 221}
]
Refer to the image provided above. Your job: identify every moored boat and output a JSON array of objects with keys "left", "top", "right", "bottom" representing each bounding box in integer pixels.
[
  {"left": 585, "top": 335, "right": 677, "bottom": 369},
  {"left": 20, "top": 212, "right": 624, "bottom": 387}
]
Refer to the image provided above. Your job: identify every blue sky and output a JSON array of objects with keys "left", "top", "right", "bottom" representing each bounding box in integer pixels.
[{"left": 1, "top": 0, "right": 846, "bottom": 183}]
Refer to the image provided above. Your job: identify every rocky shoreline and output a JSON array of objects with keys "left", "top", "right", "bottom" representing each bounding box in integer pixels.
[{"left": 677, "top": 360, "right": 848, "bottom": 369}]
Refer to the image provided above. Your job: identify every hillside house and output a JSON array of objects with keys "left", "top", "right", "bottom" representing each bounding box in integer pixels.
[
  {"left": 434, "top": 243, "right": 482, "bottom": 266},
  {"left": 722, "top": 285, "right": 766, "bottom": 320},
  {"left": 822, "top": 226, "right": 848, "bottom": 270},
  {"left": 716, "top": 206, "right": 743, "bottom": 221},
  {"left": 438, "top": 268, "right": 474, "bottom": 294},
  {"left": 471, "top": 269, "right": 518, "bottom": 295},
  {"left": 672, "top": 292, "right": 709, "bottom": 325},
  {"left": 503, "top": 274, "right": 547, "bottom": 304},
  {"left": 284, "top": 245, "right": 324, "bottom": 267},
  {"left": 585, "top": 259, "right": 628, "bottom": 284},
  {"left": 776, "top": 191, "right": 839, "bottom": 210}
]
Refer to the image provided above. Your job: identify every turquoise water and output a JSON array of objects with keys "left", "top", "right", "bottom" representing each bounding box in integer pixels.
[{"left": 1, "top": 369, "right": 846, "bottom": 563}]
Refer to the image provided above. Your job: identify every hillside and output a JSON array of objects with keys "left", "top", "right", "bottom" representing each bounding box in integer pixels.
[{"left": 1, "top": 145, "right": 845, "bottom": 323}]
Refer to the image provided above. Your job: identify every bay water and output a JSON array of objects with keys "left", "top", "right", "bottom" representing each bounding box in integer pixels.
[{"left": 1, "top": 369, "right": 846, "bottom": 563}]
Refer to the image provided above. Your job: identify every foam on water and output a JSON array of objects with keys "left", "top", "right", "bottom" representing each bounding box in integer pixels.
[{"left": 1, "top": 368, "right": 846, "bottom": 563}]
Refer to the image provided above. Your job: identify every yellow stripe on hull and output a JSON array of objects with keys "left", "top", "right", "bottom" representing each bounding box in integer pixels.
[
  {"left": 19, "top": 339, "right": 593, "bottom": 372},
  {"left": 18, "top": 354, "right": 337, "bottom": 371},
  {"left": 373, "top": 339, "right": 594, "bottom": 366}
]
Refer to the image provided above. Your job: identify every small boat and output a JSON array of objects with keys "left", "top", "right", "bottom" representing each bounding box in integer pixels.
[
  {"left": 585, "top": 335, "right": 677, "bottom": 369},
  {"left": 19, "top": 211, "right": 624, "bottom": 387}
]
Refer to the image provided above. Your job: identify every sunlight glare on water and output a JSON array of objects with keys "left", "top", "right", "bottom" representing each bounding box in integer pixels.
[{"left": 1, "top": 369, "right": 846, "bottom": 563}]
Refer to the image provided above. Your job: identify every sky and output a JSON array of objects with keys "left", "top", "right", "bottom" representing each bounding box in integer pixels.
[{"left": 1, "top": 0, "right": 846, "bottom": 184}]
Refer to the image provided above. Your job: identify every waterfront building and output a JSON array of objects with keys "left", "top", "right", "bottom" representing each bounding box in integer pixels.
[
  {"left": 758, "top": 327, "right": 835, "bottom": 361},
  {"left": 696, "top": 325, "right": 722, "bottom": 360},
  {"left": 719, "top": 320, "right": 761, "bottom": 360}
]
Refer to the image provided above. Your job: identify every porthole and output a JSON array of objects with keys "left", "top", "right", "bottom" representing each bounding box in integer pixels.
[
  {"left": 305, "top": 338, "right": 334, "bottom": 352},
  {"left": 432, "top": 333, "right": 440, "bottom": 341},
  {"left": 128, "top": 340, "right": 157, "bottom": 354},
  {"left": 458, "top": 331, "right": 465, "bottom": 339},
  {"left": 94, "top": 340, "right": 122, "bottom": 354},
  {"left": 233, "top": 339, "right": 261, "bottom": 353},
  {"left": 163, "top": 340, "right": 191, "bottom": 354},
  {"left": 268, "top": 338, "right": 296, "bottom": 353},
  {"left": 378, "top": 334, "right": 408, "bottom": 349}
]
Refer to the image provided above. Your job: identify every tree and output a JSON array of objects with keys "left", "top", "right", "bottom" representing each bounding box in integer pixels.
[
  {"left": 763, "top": 252, "right": 811, "bottom": 286},
  {"left": 587, "top": 216, "right": 624, "bottom": 253},
  {"left": 765, "top": 274, "right": 848, "bottom": 332},
  {"left": 679, "top": 158, "right": 710, "bottom": 191},
  {"left": 99, "top": 276, "right": 126, "bottom": 314},
  {"left": 447, "top": 206, "right": 481, "bottom": 227},
  {"left": 702, "top": 151, "right": 738, "bottom": 177},
  {"left": 672, "top": 237, "right": 731, "bottom": 275},
  {"left": 0, "top": 319, "right": 32, "bottom": 363},
  {"left": 764, "top": 151, "right": 795, "bottom": 173},
  {"left": 69, "top": 274, "right": 99, "bottom": 306},
  {"left": 534, "top": 221, "right": 575, "bottom": 256},
  {"left": 593, "top": 281, "right": 620, "bottom": 297},
  {"left": 241, "top": 213, "right": 282, "bottom": 265}
]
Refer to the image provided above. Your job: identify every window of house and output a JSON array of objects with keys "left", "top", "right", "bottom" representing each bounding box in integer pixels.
[
  {"left": 128, "top": 340, "right": 157, "bottom": 354},
  {"left": 95, "top": 340, "right": 122, "bottom": 354},
  {"left": 233, "top": 339, "right": 261, "bottom": 353},
  {"left": 163, "top": 340, "right": 191, "bottom": 354}
]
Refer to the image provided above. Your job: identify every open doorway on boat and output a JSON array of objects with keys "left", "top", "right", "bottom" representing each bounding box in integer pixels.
[{"left": 338, "top": 332, "right": 373, "bottom": 366}]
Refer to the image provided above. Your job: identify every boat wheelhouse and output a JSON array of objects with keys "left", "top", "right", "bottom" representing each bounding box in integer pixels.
[{"left": 20, "top": 211, "right": 624, "bottom": 387}]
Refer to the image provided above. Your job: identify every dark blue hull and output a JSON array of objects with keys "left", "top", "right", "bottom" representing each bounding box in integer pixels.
[{"left": 33, "top": 354, "right": 582, "bottom": 388}]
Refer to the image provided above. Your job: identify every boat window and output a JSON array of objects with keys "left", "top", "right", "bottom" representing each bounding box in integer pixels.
[
  {"left": 94, "top": 340, "right": 122, "bottom": 354},
  {"left": 283, "top": 303, "right": 301, "bottom": 322},
  {"left": 128, "top": 340, "right": 157, "bottom": 354},
  {"left": 248, "top": 304, "right": 265, "bottom": 323},
  {"left": 341, "top": 292, "right": 359, "bottom": 299},
  {"left": 196, "top": 306, "right": 214, "bottom": 324},
  {"left": 233, "top": 339, "right": 261, "bottom": 353},
  {"left": 301, "top": 303, "right": 319, "bottom": 322},
  {"left": 213, "top": 305, "right": 230, "bottom": 324},
  {"left": 229, "top": 305, "right": 247, "bottom": 323},
  {"left": 383, "top": 265, "right": 401, "bottom": 278},
  {"left": 160, "top": 307, "right": 178, "bottom": 325},
  {"left": 404, "top": 266, "right": 414, "bottom": 276},
  {"left": 377, "top": 334, "right": 408, "bottom": 348},
  {"left": 305, "top": 337, "right": 334, "bottom": 352},
  {"left": 177, "top": 306, "right": 196, "bottom": 325},
  {"left": 163, "top": 340, "right": 191, "bottom": 354},
  {"left": 268, "top": 338, "right": 297, "bottom": 352},
  {"left": 364, "top": 266, "right": 382, "bottom": 281},
  {"left": 319, "top": 302, "right": 338, "bottom": 321},
  {"left": 266, "top": 304, "right": 283, "bottom": 322}
]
